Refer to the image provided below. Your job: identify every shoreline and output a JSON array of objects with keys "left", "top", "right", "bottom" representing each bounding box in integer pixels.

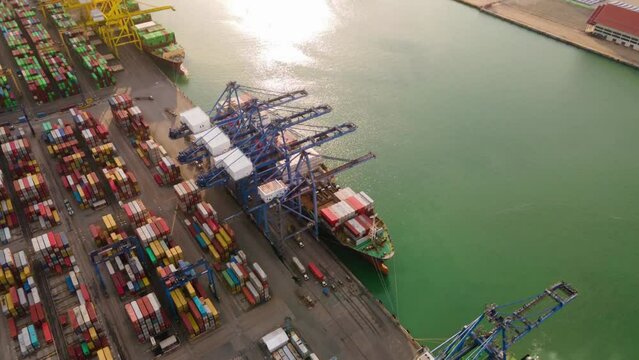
[{"left": 453, "top": 0, "right": 639, "bottom": 71}]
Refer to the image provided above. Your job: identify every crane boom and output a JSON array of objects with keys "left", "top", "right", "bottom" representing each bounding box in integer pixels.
[{"left": 428, "top": 281, "right": 578, "bottom": 360}]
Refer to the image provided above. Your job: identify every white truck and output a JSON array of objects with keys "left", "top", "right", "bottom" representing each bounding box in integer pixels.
[{"left": 292, "top": 257, "right": 309, "bottom": 281}]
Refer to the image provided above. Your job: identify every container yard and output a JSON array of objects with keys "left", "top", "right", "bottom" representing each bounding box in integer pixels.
[{"left": 0, "top": 6, "right": 423, "bottom": 359}]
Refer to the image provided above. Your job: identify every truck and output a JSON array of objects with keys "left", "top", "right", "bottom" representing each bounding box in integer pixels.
[
  {"left": 307, "top": 262, "right": 327, "bottom": 287},
  {"left": 292, "top": 257, "right": 309, "bottom": 280}
]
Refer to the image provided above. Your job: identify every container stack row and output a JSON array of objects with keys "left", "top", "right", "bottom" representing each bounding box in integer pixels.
[
  {"left": 91, "top": 143, "right": 125, "bottom": 169},
  {"left": 122, "top": 199, "right": 151, "bottom": 227},
  {"left": 61, "top": 265, "right": 115, "bottom": 359},
  {"left": 109, "top": 94, "right": 150, "bottom": 141},
  {"left": 0, "top": 248, "right": 29, "bottom": 292},
  {"left": 159, "top": 260, "right": 220, "bottom": 337},
  {"left": 105, "top": 251, "right": 150, "bottom": 298},
  {"left": 125, "top": 292, "right": 169, "bottom": 342},
  {"left": 0, "top": 169, "right": 18, "bottom": 236},
  {"left": 0, "top": 64, "right": 18, "bottom": 111},
  {"left": 89, "top": 213, "right": 126, "bottom": 246},
  {"left": 102, "top": 166, "right": 139, "bottom": 201},
  {"left": 31, "top": 231, "right": 73, "bottom": 272},
  {"left": 174, "top": 179, "right": 201, "bottom": 212},
  {"left": 136, "top": 216, "right": 184, "bottom": 267},
  {"left": 9, "top": 0, "right": 79, "bottom": 100},
  {"left": 0, "top": 6, "right": 55, "bottom": 103},
  {"left": 42, "top": 119, "right": 108, "bottom": 208},
  {"left": 224, "top": 257, "right": 271, "bottom": 307},
  {"left": 0, "top": 249, "right": 56, "bottom": 358},
  {"left": 45, "top": 2, "right": 115, "bottom": 88},
  {"left": 0, "top": 133, "right": 59, "bottom": 230},
  {"left": 182, "top": 200, "right": 236, "bottom": 265}
]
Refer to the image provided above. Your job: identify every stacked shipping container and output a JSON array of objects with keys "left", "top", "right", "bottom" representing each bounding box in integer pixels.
[
  {"left": 174, "top": 179, "right": 201, "bottom": 212},
  {"left": 4, "top": 0, "right": 79, "bottom": 101},
  {"left": 109, "top": 94, "right": 150, "bottom": 140},
  {"left": 31, "top": 231, "right": 73, "bottom": 272},
  {"left": 124, "top": 292, "right": 169, "bottom": 342},
  {"left": 102, "top": 166, "right": 139, "bottom": 200},
  {"left": 158, "top": 261, "right": 220, "bottom": 337},
  {"left": 0, "top": 64, "right": 18, "bottom": 111},
  {"left": 0, "top": 169, "right": 18, "bottom": 235}
]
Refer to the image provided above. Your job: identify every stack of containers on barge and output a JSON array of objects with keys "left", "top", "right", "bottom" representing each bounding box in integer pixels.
[
  {"left": 0, "top": 3, "right": 54, "bottom": 103},
  {"left": 42, "top": 120, "right": 107, "bottom": 208},
  {"left": 124, "top": 292, "right": 171, "bottom": 342},
  {"left": 32, "top": 230, "right": 117, "bottom": 359},
  {"left": 43, "top": 3, "right": 115, "bottom": 88},
  {"left": 3, "top": 136, "right": 60, "bottom": 229},
  {"left": 89, "top": 213, "right": 151, "bottom": 297},
  {"left": 158, "top": 260, "right": 220, "bottom": 337},
  {"left": 0, "top": 64, "right": 18, "bottom": 111}
]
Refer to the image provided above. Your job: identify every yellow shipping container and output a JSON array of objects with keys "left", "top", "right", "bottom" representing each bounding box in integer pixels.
[
  {"left": 187, "top": 312, "right": 200, "bottom": 335},
  {"left": 200, "top": 232, "right": 210, "bottom": 245},
  {"left": 52, "top": 210, "right": 60, "bottom": 224},
  {"left": 5, "top": 269, "right": 14, "bottom": 285},
  {"left": 215, "top": 233, "right": 228, "bottom": 251},
  {"left": 142, "top": 277, "right": 150, "bottom": 287},
  {"left": 203, "top": 298, "right": 220, "bottom": 322},
  {"left": 89, "top": 326, "right": 98, "bottom": 341},
  {"left": 6, "top": 199, "right": 12, "bottom": 212},
  {"left": 96, "top": 349, "right": 106, "bottom": 360},
  {"left": 208, "top": 245, "right": 220, "bottom": 263},
  {"left": 104, "top": 346, "right": 114, "bottom": 360},
  {"left": 219, "top": 227, "right": 231, "bottom": 245},
  {"left": 185, "top": 282, "right": 195, "bottom": 298}
]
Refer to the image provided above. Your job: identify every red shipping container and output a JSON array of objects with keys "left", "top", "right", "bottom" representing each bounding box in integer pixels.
[
  {"left": 242, "top": 286, "right": 256, "bottom": 306},
  {"left": 180, "top": 312, "right": 193, "bottom": 335},
  {"left": 43, "top": 322, "right": 53, "bottom": 344},
  {"left": 80, "top": 284, "right": 91, "bottom": 302},
  {"left": 187, "top": 299, "right": 203, "bottom": 329},
  {"left": 8, "top": 317, "right": 17, "bottom": 339},
  {"left": 86, "top": 302, "right": 97, "bottom": 323},
  {"left": 206, "top": 218, "right": 219, "bottom": 233}
]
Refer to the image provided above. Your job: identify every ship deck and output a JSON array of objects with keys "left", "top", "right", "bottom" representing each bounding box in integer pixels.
[{"left": 0, "top": 43, "right": 420, "bottom": 360}]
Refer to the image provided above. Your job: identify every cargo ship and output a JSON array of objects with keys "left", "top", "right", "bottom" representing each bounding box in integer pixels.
[
  {"left": 301, "top": 181, "right": 395, "bottom": 275},
  {"left": 132, "top": 18, "right": 186, "bottom": 74}
]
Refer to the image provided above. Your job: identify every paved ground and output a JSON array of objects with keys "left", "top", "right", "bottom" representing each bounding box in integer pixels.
[
  {"left": 0, "top": 30, "right": 420, "bottom": 360},
  {"left": 455, "top": 0, "right": 639, "bottom": 70}
]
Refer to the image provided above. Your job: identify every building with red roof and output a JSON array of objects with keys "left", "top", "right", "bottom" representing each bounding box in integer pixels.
[{"left": 586, "top": 4, "right": 639, "bottom": 51}]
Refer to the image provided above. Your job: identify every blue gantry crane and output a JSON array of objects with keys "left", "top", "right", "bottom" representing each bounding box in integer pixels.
[
  {"left": 160, "top": 259, "right": 218, "bottom": 317},
  {"left": 170, "top": 82, "right": 375, "bottom": 251},
  {"left": 424, "top": 281, "right": 578, "bottom": 360},
  {"left": 89, "top": 236, "right": 147, "bottom": 294}
]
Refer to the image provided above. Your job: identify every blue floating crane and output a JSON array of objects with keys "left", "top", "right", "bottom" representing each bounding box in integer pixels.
[
  {"left": 424, "top": 281, "right": 578, "bottom": 360},
  {"left": 160, "top": 259, "right": 217, "bottom": 317}
]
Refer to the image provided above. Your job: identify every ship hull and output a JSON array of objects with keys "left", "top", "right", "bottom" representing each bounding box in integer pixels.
[
  {"left": 317, "top": 221, "right": 390, "bottom": 275},
  {"left": 146, "top": 51, "right": 186, "bottom": 75}
]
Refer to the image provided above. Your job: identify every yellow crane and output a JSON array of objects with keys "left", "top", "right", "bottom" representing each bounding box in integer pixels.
[{"left": 41, "top": 0, "right": 174, "bottom": 58}]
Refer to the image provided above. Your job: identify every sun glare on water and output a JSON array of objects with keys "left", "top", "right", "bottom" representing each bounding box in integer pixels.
[{"left": 225, "top": 0, "right": 335, "bottom": 66}]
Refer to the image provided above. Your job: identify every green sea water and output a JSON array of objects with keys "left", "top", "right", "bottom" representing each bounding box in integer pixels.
[{"left": 154, "top": 0, "right": 639, "bottom": 358}]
